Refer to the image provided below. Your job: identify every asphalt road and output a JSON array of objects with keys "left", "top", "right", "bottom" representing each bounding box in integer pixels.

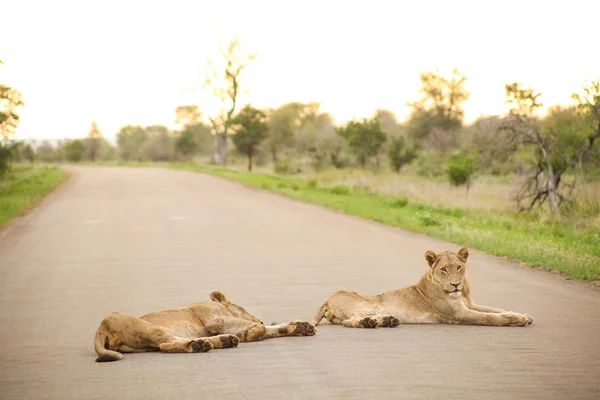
[{"left": 1, "top": 166, "right": 599, "bottom": 400}]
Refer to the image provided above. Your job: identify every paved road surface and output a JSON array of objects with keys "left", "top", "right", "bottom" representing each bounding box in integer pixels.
[{"left": 1, "top": 166, "right": 599, "bottom": 400}]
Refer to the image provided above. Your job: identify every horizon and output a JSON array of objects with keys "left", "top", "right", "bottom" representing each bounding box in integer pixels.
[{"left": 2, "top": 0, "right": 599, "bottom": 141}]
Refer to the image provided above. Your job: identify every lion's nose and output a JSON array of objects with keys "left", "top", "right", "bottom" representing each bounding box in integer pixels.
[{"left": 450, "top": 282, "right": 461, "bottom": 289}]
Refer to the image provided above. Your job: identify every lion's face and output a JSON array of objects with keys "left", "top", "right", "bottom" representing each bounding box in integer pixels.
[{"left": 424, "top": 247, "right": 469, "bottom": 296}]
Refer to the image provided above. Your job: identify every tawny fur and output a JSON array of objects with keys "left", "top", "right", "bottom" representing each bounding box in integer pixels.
[
  {"left": 312, "top": 247, "right": 534, "bottom": 329},
  {"left": 94, "top": 291, "right": 316, "bottom": 362}
]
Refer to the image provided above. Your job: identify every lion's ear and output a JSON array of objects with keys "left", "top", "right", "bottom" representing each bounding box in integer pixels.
[
  {"left": 424, "top": 250, "right": 437, "bottom": 268},
  {"left": 210, "top": 291, "right": 230, "bottom": 303},
  {"left": 457, "top": 247, "right": 469, "bottom": 262}
]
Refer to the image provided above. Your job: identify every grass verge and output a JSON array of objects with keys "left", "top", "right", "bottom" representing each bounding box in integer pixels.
[
  {"left": 170, "top": 163, "right": 600, "bottom": 283},
  {"left": 0, "top": 165, "right": 70, "bottom": 226}
]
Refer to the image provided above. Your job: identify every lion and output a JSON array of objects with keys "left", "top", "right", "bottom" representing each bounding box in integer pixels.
[
  {"left": 312, "top": 247, "right": 534, "bottom": 328},
  {"left": 94, "top": 291, "right": 316, "bottom": 362}
]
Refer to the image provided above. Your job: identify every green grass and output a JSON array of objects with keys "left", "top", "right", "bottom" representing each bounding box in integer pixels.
[
  {"left": 0, "top": 165, "right": 70, "bottom": 226},
  {"left": 170, "top": 163, "right": 600, "bottom": 283}
]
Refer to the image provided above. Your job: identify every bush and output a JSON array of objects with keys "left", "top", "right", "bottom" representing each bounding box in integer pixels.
[
  {"left": 391, "top": 196, "right": 409, "bottom": 208},
  {"left": 307, "top": 179, "right": 318, "bottom": 189},
  {"left": 446, "top": 152, "right": 475, "bottom": 188},
  {"left": 330, "top": 184, "right": 350, "bottom": 195}
]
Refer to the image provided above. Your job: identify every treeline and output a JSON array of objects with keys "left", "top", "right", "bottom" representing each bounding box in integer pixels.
[{"left": 2, "top": 46, "right": 599, "bottom": 216}]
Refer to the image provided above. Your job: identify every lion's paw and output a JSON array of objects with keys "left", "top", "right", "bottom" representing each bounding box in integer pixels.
[
  {"left": 359, "top": 316, "right": 379, "bottom": 329},
  {"left": 289, "top": 321, "right": 316, "bottom": 336},
  {"left": 219, "top": 335, "right": 239, "bottom": 348},
  {"left": 190, "top": 338, "right": 213, "bottom": 353},
  {"left": 380, "top": 315, "right": 400, "bottom": 328}
]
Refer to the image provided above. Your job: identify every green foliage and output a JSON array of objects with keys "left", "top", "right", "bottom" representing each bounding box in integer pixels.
[
  {"left": 330, "top": 184, "right": 350, "bottom": 195},
  {"left": 0, "top": 144, "right": 10, "bottom": 178},
  {"left": 335, "top": 117, "right": 387, "bottom": 167},
  {"left": 391, "top": 196, "right": 409, "bottom": 207},
  {"left": 230, "top": 105, "right": 268, "bottom": 171},
  {"left": 414, "top": 150, "right": 446, "bottom": 177},
  {"left": 64, "top": 140, "right": 85, "bottom": 162},
  {"left": 387, "top": 136, "right": 417, "bottom": 172},
  {"left": 446, "top": 151, "right": 475, "bottom": 187},
  {"left": 175, "top": 129, "right": 200, "bottom": 160},
  {"left": 274, "top": 157, "right": 298, "bottom": 174},
  {"left": 0, "top": 62, "right": 24, "bottom": 140},
  {"left": 0, "top": 166, "right": 69, "bottom": 226}
]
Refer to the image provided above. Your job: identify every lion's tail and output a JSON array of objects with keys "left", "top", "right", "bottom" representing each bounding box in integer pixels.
[
  {"left": 311, "top": 301, "right": 328, "bottom": 326},
  {"left": 94, "top": 323, "right": 123, "bottom": 362}
]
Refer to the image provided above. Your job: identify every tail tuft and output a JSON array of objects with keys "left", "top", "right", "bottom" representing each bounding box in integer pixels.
[{"left": 96, "top": 353, "right": 123, "bottom": 362}]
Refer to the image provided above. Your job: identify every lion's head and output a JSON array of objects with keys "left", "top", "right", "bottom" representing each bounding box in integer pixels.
[
  {"left": 424, "top": 247, "right": 469, "bottom": 297},
  {"left": 210, "top": 291, "right": 263, "bottom": 323}
]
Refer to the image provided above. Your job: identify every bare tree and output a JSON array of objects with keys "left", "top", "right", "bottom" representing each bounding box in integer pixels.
[
  {"left": 204, "top": 39, "right": 256, "bottom": 165},
  {"left": 498, "top": 82, "right": 600, "bottom": 217}
]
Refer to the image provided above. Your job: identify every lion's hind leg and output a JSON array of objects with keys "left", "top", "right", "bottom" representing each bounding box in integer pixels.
[
  {"left": 100, "top": 312, "right": 214, "bottom": 356},
  {"left": 325, "top": 291, "right": 399, "bottom": 329}
]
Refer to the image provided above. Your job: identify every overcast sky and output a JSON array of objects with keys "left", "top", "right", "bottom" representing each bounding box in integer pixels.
[{"left": 2, "top": 0, "right": 599, "bottom": 140}]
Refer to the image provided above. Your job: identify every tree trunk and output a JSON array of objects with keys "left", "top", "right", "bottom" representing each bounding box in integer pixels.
[
  {"left": 212, "top": 134, "right": 228, "bottom": 165},
  {"left": 546, "top": 165, "right": 560, "bottom": 217},
  {"left": 248, "top": 151, "right": 253, "bottom": 171}
]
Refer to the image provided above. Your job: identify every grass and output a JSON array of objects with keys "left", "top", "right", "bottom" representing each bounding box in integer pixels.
[
  {"left": 168, "top": 163, "right": 600, "bottom": 283},
  {"left": 0, "top": 164, "right": 70, "bottom": 226}
]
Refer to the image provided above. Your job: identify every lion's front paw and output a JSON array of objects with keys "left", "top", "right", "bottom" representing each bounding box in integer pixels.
[
  {"left": 505, "top": 312, "right": 532, "bottom": 327},
  {"left": 289, "top": 321, "right": 316, "bottom": 336}
]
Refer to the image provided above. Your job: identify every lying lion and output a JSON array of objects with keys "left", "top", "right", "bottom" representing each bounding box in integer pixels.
[
  {"left": 312, "top": 247, "right": 534, "bottom": 328},
  {"left": 94, "top": 291, "right": 316, "bottom": 362}
]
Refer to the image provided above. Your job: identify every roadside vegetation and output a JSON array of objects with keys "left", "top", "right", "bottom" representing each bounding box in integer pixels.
[
  {"left": 0, "top": 164, "right": 69, "bottom": 226},
  {"left": 2, "top": 45, "right": 598, "bottom": 282}
]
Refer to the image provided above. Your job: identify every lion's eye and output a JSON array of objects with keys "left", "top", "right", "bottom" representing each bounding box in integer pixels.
[
  {"left": 441, "top": 268, "right": 448, "bottom": 273},
  {"left": 457, "top": 265, "right": 463, "bottom": 271}
]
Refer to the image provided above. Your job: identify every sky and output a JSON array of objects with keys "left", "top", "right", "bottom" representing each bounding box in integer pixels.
[{"left": 2, "top": 0, "right": 599, "bottom": 141}]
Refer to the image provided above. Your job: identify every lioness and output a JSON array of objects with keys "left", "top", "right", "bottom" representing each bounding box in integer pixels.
[
  {"left": 312, "top": 247, "right": 534, "bottom": 328},
  {"left": 94, "top": 291, "right": 316, "bottom": 362}
]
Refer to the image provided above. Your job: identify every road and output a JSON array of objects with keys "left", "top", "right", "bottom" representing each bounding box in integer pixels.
[{"left": 0, "top": 166, "right": 599, "bottom": 400}]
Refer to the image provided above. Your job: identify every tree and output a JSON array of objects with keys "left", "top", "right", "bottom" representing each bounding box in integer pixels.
[
  {"left": 405, "top": 68, "right": 470, "bottom": 149},
  {"left": 266, "top": 102, "right": 317, "bottom": 162},
  {"left": 335, "top": 117, "right": 387, "bottom": 167},
  {"left": 85, "top": 121, "right": 103, "bottom": 162},
  {"left": 175, "top": 105, "right": 202, "bottom": 128},
  {"left": 388, "top": 136, "right": 417, "bottom": 172},
  {"left": 230, "top": 105, "right": 268, "bottom": 171},
  {"left": 117, "top": 125, "right": 148, "bottom": 161},
  {"left": 0, "top": 60, "right": 25, "bottom": 177},
  {"left": 572, "top": 79, "right": 600, "bottom": 166},
  {"left": 175, "top": 129, "right": 200, "bottom": 160},
  {"left": 205, "top": 39, "right": 256, "bottom": 165},
  {"left": 374, "top": 109, "right": 403, "bottom": 137},
  {"left": 0, "top": 60, "right": 24, "bottom": 140},
  {"left": 65, "top": 139, "right": 85, "bottom": 162},
  {"left": 498, "top": 82, "right": 599, "bottom": 216}
]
